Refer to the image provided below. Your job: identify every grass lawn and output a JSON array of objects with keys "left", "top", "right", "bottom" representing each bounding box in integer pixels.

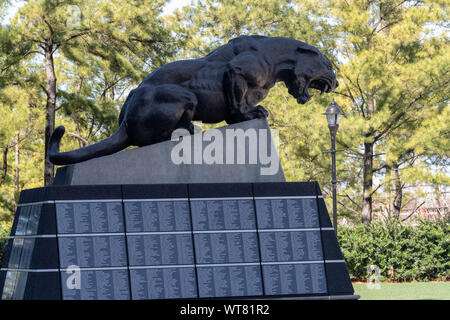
[{"left": 353, "top": 282, "right": 450, "bottom": 300}]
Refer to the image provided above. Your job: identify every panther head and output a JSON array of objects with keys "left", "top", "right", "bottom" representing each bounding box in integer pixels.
[{"left": 285, "top": 43, "right": 339, "bottom": 104}]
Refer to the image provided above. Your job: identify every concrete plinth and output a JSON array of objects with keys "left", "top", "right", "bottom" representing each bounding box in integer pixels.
[{"left": 54, "top": 119, "right": 285, "bottom": 185}]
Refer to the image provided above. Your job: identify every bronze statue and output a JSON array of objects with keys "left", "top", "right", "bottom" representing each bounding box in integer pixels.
[{"left": 49, "top": 35, "right": 338, "bottom": 165}]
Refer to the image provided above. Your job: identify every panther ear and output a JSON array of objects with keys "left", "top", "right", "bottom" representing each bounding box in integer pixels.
[{"left": 296, "top": 45, "right": 319, "bottom": 55}]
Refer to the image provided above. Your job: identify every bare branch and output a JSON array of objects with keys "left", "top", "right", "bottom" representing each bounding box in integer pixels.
[
  {"left": 340, "top": 76, "right": 361, "bottom": 116},
  {"left": 337, "top": 200, "right": 361, "bottom": 216},
  {"left": 67, "top": 132, "right": 89, "bottom": 145},
  {"left": 374, "top": 110, "right": 407, "bottom": 141},
  {"left": 260, "top": 19, "right": 281, "bottom": 28},
  {"left": 369, "top": 182, "right": 385, "bottom": 197},
  {"left": 1, "top": 50, "right": 43, "bottom": 73},
  {"left": 39, "top": 84, "right": 49, "bottom": 96},
  {"left": 401, "top": 201, "right": 426, "bottom": 222},
  {"left": 42, "top": 16, "right": 54, "bottom": 36},
  {"left": 373, "top": 163, "right": 389, "bottom": 173},
  {"left": 387, "top": 46, "right": 402, "bottom": 66},
  {"left": 372, "top": 82, "right": 438, "bottom": 141},
  {"left": 55, "top": 29, "right": 91, "bottom": 51},
  {"left": 100, "top": 77, "right": 126, "bottom": 99},
  {"left": 340, "top": 193, "right": 362, "bottom": 209},
  {"left": 355, "top": 74, "right": 367, "bottom": 116},
  {"left": 336, "top": 139, "right": 364, "bottom": 157}
]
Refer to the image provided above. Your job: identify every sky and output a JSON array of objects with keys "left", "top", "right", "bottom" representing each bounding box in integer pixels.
[
  {"left": 4, "top": 0, "right": 194, "bottom": 22},
  {"left": 163, "top": 0, "right": 193, "bottom": 15}
]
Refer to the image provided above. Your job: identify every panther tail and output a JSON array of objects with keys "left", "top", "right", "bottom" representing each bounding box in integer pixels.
[{"left": 48, "top": 123, "right": 131, "bottom": 165}]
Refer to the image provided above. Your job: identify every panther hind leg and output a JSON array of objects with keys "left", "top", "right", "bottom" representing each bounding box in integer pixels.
[{"left": 127, "top": 84, "right": 198, "bottom": 145}]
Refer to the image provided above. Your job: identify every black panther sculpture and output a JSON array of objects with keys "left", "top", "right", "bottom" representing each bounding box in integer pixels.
[{"left": 49, "top": 35, "right": 338, "bottom": 165}]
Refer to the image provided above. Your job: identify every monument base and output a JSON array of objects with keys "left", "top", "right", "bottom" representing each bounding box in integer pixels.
[
  {"left": 54, "top": 119, "right": 285, "bottom": 185},
  {"left": 1, "top": 182, "right": 356, "bottom": 300}
]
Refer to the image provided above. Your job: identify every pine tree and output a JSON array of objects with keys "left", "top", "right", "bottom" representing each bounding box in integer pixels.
[
  {"left": 0, "top": 0, "right": 178, "bottom": 221},
  {"left": 327, "top": 0, "right": 449, "bottom": 223},
  {"left": 173, "top": 0, "right": 449, "bottom": 224},
  {"left": 4, "top": 0, "right": 174, "bottom": 185}
]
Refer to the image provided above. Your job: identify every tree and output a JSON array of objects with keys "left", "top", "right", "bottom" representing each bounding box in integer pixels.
[
  {"left": 0, "top": 19, "right": 45, "bottom": 220},
  {"left": 5, "top": 0, "right": 174, "bottom": 185},
  {"left": 0, "top": 0, "right": 179, "bottom": 222},
  {"left": 328, "top": 0, "right": 449, "bottom": 223},
  {"left": 171, "top": 0, "right": 304, "bottom": 57},
  {"left": 0, "top": 80, "right": 44, "bottom": 220},
  {"left": 174, "top": 0, "right": 449, "bottom": 224}
]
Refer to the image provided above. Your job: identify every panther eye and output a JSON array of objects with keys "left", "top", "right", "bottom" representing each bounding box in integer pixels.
[{"left": 322, "top": 57, "right": 333, "bottom": 71}]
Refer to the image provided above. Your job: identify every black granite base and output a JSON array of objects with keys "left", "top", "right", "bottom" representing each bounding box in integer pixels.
[{"left": 0, "top": 182, "right": 355, "bottom": 300}]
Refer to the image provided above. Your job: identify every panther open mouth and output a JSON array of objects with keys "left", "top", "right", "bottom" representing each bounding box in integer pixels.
[
  {"left": 290, "top": 75, "right": 336, "bottom": 104},
  {"left": 309, "top": 77, "right": 334, "bottom": 95}
]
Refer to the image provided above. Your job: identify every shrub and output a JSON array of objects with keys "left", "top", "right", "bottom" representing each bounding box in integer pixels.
[
  {"left": 0, "top": 221, "right": 12, "bottom": 267},
  {"left": 338, "top": 218, "right": 449, "bottom": 282}
]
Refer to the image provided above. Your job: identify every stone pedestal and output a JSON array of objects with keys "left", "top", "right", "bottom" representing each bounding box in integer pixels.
[{"left": 54, "top": 119, "right": 285, "bottom": 185}]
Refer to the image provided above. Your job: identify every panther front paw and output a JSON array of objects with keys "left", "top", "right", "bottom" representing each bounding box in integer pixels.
[
  {"left": 186, "top": 123, "right": 202, "bottom": 134},
  {"left": 246, "top": 105, "right": 268, "bottom": 119},
  {"left": 255, "top": 105, "right": 268, "bottom": 117}
]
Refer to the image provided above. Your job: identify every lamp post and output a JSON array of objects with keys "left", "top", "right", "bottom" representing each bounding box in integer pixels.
[{"left": 324, "top": 100, "right": 344, "bottom": 234}]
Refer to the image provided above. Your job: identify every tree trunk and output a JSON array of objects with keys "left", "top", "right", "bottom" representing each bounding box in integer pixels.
[
  {"left": 392, "top": 164, "right": 402, "bottom": 219},
  {"left": 362, "top": 96, "right": 376, "bottom": 225},
  {"left": 1, "top": 147, "right": 7, "bottom": 184},
  {"left": 362, "top": 141, "right": 374, "bottom": 225},
  {"left": 44, "top": 40, "right": 57, "bottom": 186},
  {"left": 14, "top": 134, "right": 20, "bottom": 210},
  {"left": 72, "top": 77, "right": 86, "bottom": 148}
]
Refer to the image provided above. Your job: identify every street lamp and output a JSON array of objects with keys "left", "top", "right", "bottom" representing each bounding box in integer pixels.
[{"left": 324, "top": 100, "right": 344, "bottom": 234}]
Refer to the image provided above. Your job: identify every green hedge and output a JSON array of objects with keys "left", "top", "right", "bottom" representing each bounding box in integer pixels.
[
  {"left": 0, "top": 219, "right": 448, "bottom": 282},
  {"left": 338, "top": 218, "right": 450, "bottom": 282}
]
